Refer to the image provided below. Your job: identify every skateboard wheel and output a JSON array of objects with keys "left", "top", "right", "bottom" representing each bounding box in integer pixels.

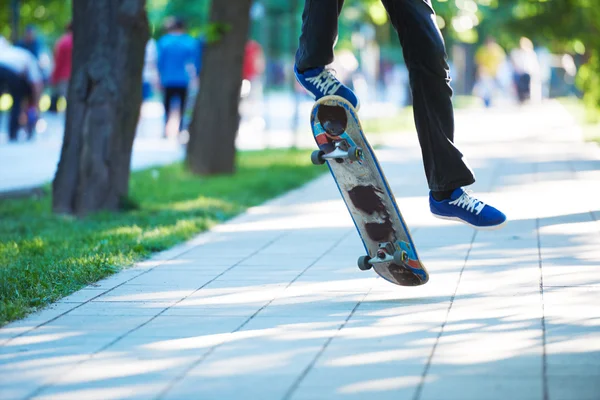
[
  {"left": 347, "top": 146, "right": 362, "bottom": 162},
  {"left": 311, "top": 150, "right": 326, "bottom": 165},
  {"left": 393, "top": 250, "right": 407, "bottom": 265},
  {"left": 335, "top": 158, "right": 344, "bottom": 164},
  {"left": 357, "top": 255, "right": 372, "bottom": 271}
]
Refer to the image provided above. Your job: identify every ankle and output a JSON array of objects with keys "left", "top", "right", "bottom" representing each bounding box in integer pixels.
[{"left": 431, "top": 189, "right": 454, "bottom": 201}]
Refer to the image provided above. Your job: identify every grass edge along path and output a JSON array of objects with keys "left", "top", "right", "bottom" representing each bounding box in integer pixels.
[
  {"left": 0, "top": 149, "right": 325, "bottom": 326},
  {"left": 557, "top": 96, "right": 600, "bottom": 144}
]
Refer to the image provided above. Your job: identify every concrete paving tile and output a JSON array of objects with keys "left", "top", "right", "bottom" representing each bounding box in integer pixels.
[
  {"left": 30, "top": 381, "right": 170, "bottom": 400},
  {"left": 542, "top": 265, "right": 600, "bottom": 287},
  {"left": 0, "top": 337, "right": 138, "bottom": 399},
  {"left": 160, "top": 302, "right": 266, "bottom": 317},
  {"left": 545, "top": 329, "right": 600, "bottom": 377},
  {"left": 418, "top": 374, "right": 543, "bottom": 400},
  {"left": 547, "top": 376, "right": 600, "bottom": 400},
  {"left": 0, "top": 302, "right": 82, "bottom": 345},
  {"left": 546, "top": 350, "right": 600, "bottom": 377},
  {"left": 208, "top": 275, "right": 300, "bottom": 284},
  {"left": 30, "top": 352, "right": 193, "bottom": 400},
  {"left": 239, "top": 314, "right": 347, "bottom": 330},
  {"left": 291, "top": 367, "right": 422, "bottom": 400},
  {"left": 90, "top": 285, "right": 196, "bottom": 303},
  {"left": 67, "top": 301, "right": 170, "bottom": 316},
  {"left": 151, "top": 253, "right": 247, "bottom": 267},
  {"left": 237, "top": 254, "right": 321, "bottom": 268},
  {"left": 257, "top": 244, "right": 340, "bottom": 256},
  {"left": 287, "top": 277, "right": 376, "bottom": 293},
  {"left": 33, "top": 315, "right": 152, "bottom": 335},
  {"left": 197, "top": 281, "right": 289, "bottom": 295},
  {"left": 163, "top": 374, "right": 298, "bottom": 400},
  {"left": 120, "top": 269, "right": 220, "bottom": 289},
  {"left": 55, "top": 288, "right": 109, "bottom": 304},
  {"left": 123, "top": 315, "right": 247, "bottom": 339},
  {"left": 83, "top": 268, "right": 147, "bottom": 290}
]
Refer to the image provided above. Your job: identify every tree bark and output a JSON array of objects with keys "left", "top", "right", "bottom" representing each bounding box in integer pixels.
[
  {"left": 52, "top": 0, "right": 149, "bottom": 216},
  {"left": 186, "top": 0, "right": 253, "bottom": 175}
]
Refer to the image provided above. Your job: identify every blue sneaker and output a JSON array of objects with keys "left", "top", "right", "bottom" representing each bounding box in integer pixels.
[
  {"left": 294, "top": 65, "right": 360, "bottom": 110},
  {"left": 429, "top": 188, "right": 507, "bottom": 230}
]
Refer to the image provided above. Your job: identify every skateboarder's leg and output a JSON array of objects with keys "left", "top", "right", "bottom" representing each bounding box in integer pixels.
[
  {"left": 295, "top": 0, "right": 344, "bottom": 72},
  {"left": 380, "top": 0, "right": 474, "bottom": 192},
  {"left": 381, "top": 0, "right": 506, "bottom": 229},
  {"left": 293, "top": 0, "right": 359, "bottom": 109}
]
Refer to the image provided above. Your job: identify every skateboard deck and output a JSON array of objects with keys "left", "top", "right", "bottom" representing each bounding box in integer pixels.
[{"left": 310, "top": 95, "right": 428, "bottom": 286}]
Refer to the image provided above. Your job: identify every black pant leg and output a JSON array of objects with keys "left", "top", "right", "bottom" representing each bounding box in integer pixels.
[
  {"left": 177, "top": 87, "right": 188, "bottom": 131},
  {"left": 295, "top": 0, "right": 344, "bottom": 71},
  {"left": 163, "top": 87, "right": 175, "bottom": 126},
  {"left": 381, "top": 0, "right": 475, "bottom": 191},
  {"left": 10, "top": 79, "right": 28, "bottom": 142},
  {"left": 8, "top": 88, "right": 23, "bottom": 141}
]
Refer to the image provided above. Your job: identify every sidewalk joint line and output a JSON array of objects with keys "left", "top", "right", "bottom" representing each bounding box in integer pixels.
[
  {"left": 533, "top": 156, "right": 549, "bottom": 400},
  {"left": 536, "top": 217, "right": 549, "bottom": 400},
  {"left": 413, "top": 229, "right": 477, "bottom": 400},
  {"left": 282, "top": 289, "right": 372, "bottom": 400}
]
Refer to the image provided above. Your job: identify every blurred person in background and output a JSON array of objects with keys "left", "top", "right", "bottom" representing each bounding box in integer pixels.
[
  {"left": 181, "top": 34, "right": 206, "bottom": 131},
  {"left": 241, "top": 39, "right": 265, "bottom": 101},
  {"left": 49, "top": 22, "right": 73, "bottom": 113},
  {"left": 510, "top": 37, "right": 541, "bottom": 104},
  {"left": 0, "top": 37, "right": 44, "bottom": 142},
  {"left": 157, "top": 17, "right": 197, "bottom": 138},
  {"left": 535, "top": 45, "right": 552, "bottom": 101},
  {"left": 16, "top": 25, "right": 42, "bottom": 59},
  {"left": 292, "top": 0, "right": 506, "bottom": 230},
  {"left": 474, "top": 36, "right": 507, "bottom": 108}
]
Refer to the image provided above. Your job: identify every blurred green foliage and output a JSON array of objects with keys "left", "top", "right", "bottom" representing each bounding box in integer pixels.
[{"left": 0, "top": 0, "right": 72, "bottom": 44}]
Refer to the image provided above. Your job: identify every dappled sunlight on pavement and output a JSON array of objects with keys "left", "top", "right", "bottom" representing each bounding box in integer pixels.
[{"left": 1, "top": 101, "right": 600, "bottom": 399}]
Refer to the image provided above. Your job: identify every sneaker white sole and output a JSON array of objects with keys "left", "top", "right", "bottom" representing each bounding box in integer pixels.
[{"left": 432, "top": 214, "right": 507, "bottom": 231}]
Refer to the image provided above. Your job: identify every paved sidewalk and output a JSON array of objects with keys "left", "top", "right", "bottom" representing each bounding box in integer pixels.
[{"left": 1, "top": 100, "right": 599, "bottom": 400}]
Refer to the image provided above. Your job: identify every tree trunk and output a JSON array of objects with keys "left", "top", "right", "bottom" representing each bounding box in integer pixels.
[
  {"left": 186, "top": 0, "right": 253, "bottom": 175},
  {"left": 52, "top": 0, "right": 149, "bottom": 216}
]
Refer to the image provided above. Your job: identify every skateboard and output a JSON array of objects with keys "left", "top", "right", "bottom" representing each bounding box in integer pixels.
[{"left": 309, "top": 95, "right": 429, "bottom": 286}]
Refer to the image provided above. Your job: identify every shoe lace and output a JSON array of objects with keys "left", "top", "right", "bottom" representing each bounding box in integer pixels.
[
  {"left": 306, "top": 69, "right": 342, "bottom": 95},
  {"left": 448, "top": 190, "right": 485, "bottom": 215}
]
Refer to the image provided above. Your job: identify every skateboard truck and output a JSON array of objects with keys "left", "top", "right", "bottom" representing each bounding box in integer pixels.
[
  {"left": 311, "top": 142, "right": 363, "bottom": 165},
  {"left": 357, "top": 242, "right": 408, "bottom": 271}
]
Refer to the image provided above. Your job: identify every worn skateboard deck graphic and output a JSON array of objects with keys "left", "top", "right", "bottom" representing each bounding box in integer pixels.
[{"left": 310, "top": 95, "right": 428, "bottom": 286}]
